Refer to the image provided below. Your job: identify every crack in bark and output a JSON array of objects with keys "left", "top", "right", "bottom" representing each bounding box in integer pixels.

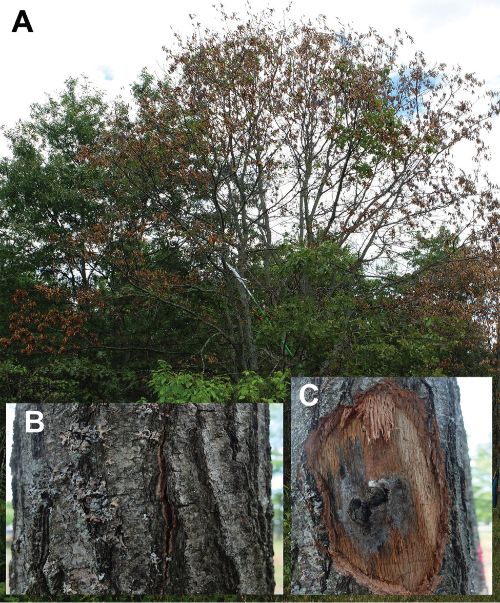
[
  {"left": 11, "top": 403, "right": 273, "bottom": 595},
  {"left": 156, "top": 417, "right": 176, "bottom": 588},
  {"left": 36, "top": 501, "right": 51, "bottom": 593}
]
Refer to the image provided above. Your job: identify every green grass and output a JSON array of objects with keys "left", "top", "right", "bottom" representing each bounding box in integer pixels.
[{"left": 6, "top": 500, "right": 14, "bottom": 526}]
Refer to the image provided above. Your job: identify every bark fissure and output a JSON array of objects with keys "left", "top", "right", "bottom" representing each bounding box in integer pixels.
[
  {"left": 156, "top": 420, "right": 176, "bottom": 587},
  {"left": 33, "top": 499, "right": 51, "bottom": 594},
  {"left": 195, "top": 409, "right": 241, "bottom": 591},
  {"left": 224, "top": 404, "right": 241, "bottom": 461}
]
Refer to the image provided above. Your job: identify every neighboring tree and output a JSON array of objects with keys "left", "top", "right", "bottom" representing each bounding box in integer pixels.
[
  {"left": 291, "top": 377, "right": 485, "bottom": 595},
  {"left": 398, "top": 228, "right": 497, "bottom": 373},
  {"left": 253, "top": 238, "right": 493, "bottom": 375},
  {"left": 0, "top": 78, "right": 108, "bottom": 295},
  {"left": 10, "top": 402, "right": 274, "bottom": 595}
]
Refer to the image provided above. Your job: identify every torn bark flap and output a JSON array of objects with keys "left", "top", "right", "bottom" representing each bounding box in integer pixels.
[{"left": 304, "top": 379, "right": 449, "bottom": 595}]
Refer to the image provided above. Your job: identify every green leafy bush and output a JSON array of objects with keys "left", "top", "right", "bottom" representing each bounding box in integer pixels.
[
  {"left": 149, "top": 361, "right": 232, "bottom": 403},
  {"left": 149, "top": 361, "right": 288, "bottom": 404}
]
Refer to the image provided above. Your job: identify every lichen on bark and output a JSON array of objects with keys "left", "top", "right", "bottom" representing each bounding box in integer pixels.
[{"left": 9, "top": 402, "right": 274, "bottom": 596}]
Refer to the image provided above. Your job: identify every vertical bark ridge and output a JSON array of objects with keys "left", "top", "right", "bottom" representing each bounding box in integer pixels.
[
  {"left": 225, "top": 403, "right": 274, "bottom": 594},
  {"left": 195, "top": 407, "right": 241, "bottom": 591},
  {"left": 21, "top": 490, "right": 53, "bottom": 595}
]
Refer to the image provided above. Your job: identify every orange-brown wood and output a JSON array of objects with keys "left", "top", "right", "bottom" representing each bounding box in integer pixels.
[{"left": 304, "top": 379, "right": 449, "bottom": 595}]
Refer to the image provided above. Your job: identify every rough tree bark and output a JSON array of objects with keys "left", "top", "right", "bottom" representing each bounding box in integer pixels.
[
  {"left": 9, "top": 402, "right": 274, "bottom": 596},
  {"left": 291, "top": 377, "right": 486, "bottom": 595}
]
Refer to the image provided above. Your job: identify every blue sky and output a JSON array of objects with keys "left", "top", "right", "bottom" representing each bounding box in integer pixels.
[
  {"left": 1, "top": 1, "right": 496, "bottom": 495},
  {"left": 0, "top": 1, "right": 498, "bottom": 194},
  {"left": 2, "top": 0, "right": 489, "bottom": 261}
]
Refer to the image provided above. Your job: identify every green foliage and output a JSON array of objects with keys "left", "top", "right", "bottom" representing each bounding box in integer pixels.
[
  {"left": 149, "top": 361, "right": 233, "bottom": 404},
  {"left": 472, "top": 441, "right": 492, "bottom": 525},
  {"left": 149, "top": 361, "right": 288, "bottom": 404},
  {"left": 0, "top": 78, "right": 108, "bottom": 290},
  {"left": 272, "top": 489, "right": 283, "bottom": 538},
  {"left": 6, "top": 500, "right": 14, "bottom": 525},
  {"left": 0, "top": 17, "right": 497, "bottom": 601},
  {"left": 272, "top": 452, "right": 284, "bottom": 475},
  {"left": 0, "top": 358, "right": 137, "bottom": 403},
  {"left": 252, "top": 240, "right": 487, "bottom": 376},
  {"left": 0, "top": 19, "right": 495, "bottom": 406},
  {"left": 403, "top": 226, "right": 460, "bottom": 270},
  {"left": 0, "top": 360, "right": 28, "bottom": 399},
  {"left": 236, "top": 371, "right": 288, "bottom": 403}
]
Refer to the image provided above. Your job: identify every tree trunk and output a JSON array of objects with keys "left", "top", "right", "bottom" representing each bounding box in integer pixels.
[
  {"left": 9, "top": 402, "right": 274, "bottom": 596},
  {"left": 291, "top": 377, "right": 486, "bottom": 595}
]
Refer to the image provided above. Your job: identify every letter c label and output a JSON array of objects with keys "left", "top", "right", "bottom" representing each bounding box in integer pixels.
[{"left": 299, "top": 383, "right": 318, "bottom": 407}]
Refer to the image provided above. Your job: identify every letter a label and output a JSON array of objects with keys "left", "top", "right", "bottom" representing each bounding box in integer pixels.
[
  {"left": 13, "top": 10, "right": 33, "bottom": 32},
  {"left": 26, "top": 411, "right": 44, "bottom": 433}
]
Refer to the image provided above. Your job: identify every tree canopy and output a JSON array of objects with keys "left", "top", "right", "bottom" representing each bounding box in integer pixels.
[{"left": 0, "top": 8, "right": 498, "bottom": 402}]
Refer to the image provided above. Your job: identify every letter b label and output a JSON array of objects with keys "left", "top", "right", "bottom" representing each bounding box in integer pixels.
[{"left": 26, "top": 411, "right": 44, "bottom": 433}]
